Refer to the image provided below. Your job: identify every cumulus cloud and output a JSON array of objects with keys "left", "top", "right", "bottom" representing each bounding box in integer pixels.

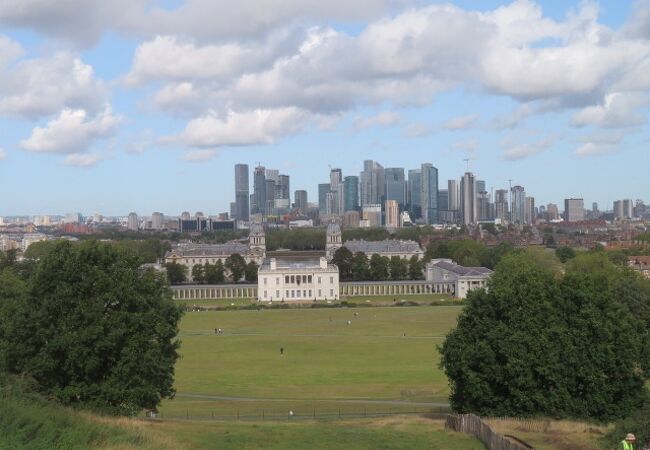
[
  {"left": 442, "top": 114, "right": 479, "bottom": 130},
  {"left": 501, "top": 134, "right": 556, "bottom": 160},
  {"left": 0, "top": 49, "right": 106, "bottom": 119},
  {"left": 64, "top": 153, "right": 103, "bottom": 167},
  {"left": 574, "top": 142, "right": 617, "bottom": 157},
  {"left": 183, "top": 149, "right": 217, "bottom": 162},
  {"left": 352, "top": 111, "right": 401, "bottom": 131},
  {"left": 21, "top": 105, "right": 121, "bottom": 154},
  {"left": 450, "top": 139, "right": 478, "bottom": 153},
  {"left": 172, "top": 107, "right": 309, "bottom": 148},
  {"left": 401, "top": 122, "right": 434, "bottom": 138},
  {"left": 0, "top": 148, "right": 6, "bottom": 160},
  {"left": 573, "top": 130, "right": 624, "bottom": 157},
  {"left": 571, "top": 92, "right": 648, "bottom": 128}
]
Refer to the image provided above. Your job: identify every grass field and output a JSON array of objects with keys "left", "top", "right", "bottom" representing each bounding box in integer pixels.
[{"left": 159, "top": 305, "right": 462, "bottom": 418}]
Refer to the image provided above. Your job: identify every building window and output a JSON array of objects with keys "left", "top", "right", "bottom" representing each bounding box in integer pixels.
[
  {"left": 264, "top": 278, "right": 267, "bottom": 285},
  {"left": 285, "top": 276, "right": 289, "bottom": 283},
  {"left": 264, "top": 290, "right": 267, "bottom": 298},
  {"left": 291, "top": 290, "right": 295, "bottom": 298},
  {"left": 291, "top": 275, "right": 295, "bottom": 283},
  {"left": 303, "top": 290, "right": 306, "bottom": 297},
  {"left": 330, "top": 276, "right": 334, "bottom": 283},
  {"left": 276, "top": 290, "right": 279, "bottom": 298},
  {"left": 286, "top": 290, "right": 289, "bottom": 298},
  {"left": 318, "top": 289, "right": 321, "bottom": 297},
  {"left": 330, "top": 289, "right": 333, "bottom": 297},
  {"left": 276, "top": 278, "right": 280, "bottom": 285},
  {"left": 308, "top": 275, "right": 312, "bottom": 283},
  {"left": 318, "top": 277, "right": 321, "bottom": 284},
  {"left": 309, "top": 290, "right": 312, "bottom": 297},
  {"left": 297, "top": 290, "right": 301, "bottom": 298},
  {"left": 302, "top": 275, "right": 307, "bottom": 283}
]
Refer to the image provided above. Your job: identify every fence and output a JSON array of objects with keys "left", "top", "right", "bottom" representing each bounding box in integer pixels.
[{"left": 445, "top": 414, "right": 534, "bottom": 450}]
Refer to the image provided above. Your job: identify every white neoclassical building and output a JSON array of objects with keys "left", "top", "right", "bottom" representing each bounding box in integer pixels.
[
  {"left": 425, "top": 258, "right": 492, "bottom": 299},
  {"left": 257, "top": 257, "right": 339, "bottom": 302}
]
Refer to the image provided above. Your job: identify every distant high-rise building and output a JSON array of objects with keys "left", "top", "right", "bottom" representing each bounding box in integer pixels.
[
  {"left": 234, "top": 163, "right": 250, "bottom": 221},
  {"left": 460, "top": 172, "right": 477, "bottom": 225},
  {"left": 318, "top": 183, "right": 331, "bottom": 215},
  {"left": 525, "top": 197, "right": 535, "bottom": 224},
  {"left": 407, "top": 169, "right": 422, "bottom": 220},
  {"left": 343, "top": 176, "right": 359, "bottom": 212},
  {"left": 547, "top": 203, "right": 559, "bottom": 220},
  {"left": 265, "top": 169, "right": 279, "bottom": 182},
  {"left": 448, "top": 180, "right": 460, "bottom": 212},
  {"left": 343, "top": 210, "right": 361, "bottom": 228},
  {"left": 151, "top": 212, "right": 163, "bottom": 230},
  {"left": 634, "top": 200, "right": 646, "bottom": 218},
  {"left": 494, "top": 189, "right": 509, "bottom": 221},
  {"left": 385, "top": 168, "right": 406, "bottom": 209},
  {"left": 476, "top": 180, "right": 486, "bottom": 196},
  {"left": 564, "top": 198, "right": 585, "bottom": 222},
  {"left": 294, "top": 190, "right": 308, "bottom": 212},
  {"left": 421, "top": 163, "right": 439, "bottom": 224},
  {"left": 362, "top": 204, "right": 382, "bottom": 227},
  {"left": 181, "top": 211, "right": 191, "bottom": 221},
  {"left": 511, "top": 186, "right": 526, "bottom": 223},
  {"left": 253, "top": 166, "right": 267, "bottom": 215},
  {"left": 64, "top": 213, "right": 82, "bottom": 224},
  {"left": 437, "top": 189, "right": 449, "bottom": 211},
  {"left": 275, "top": 175, "right": 290, "bottom": 210},
  {"left": 623, "top": 199, "right": 633, "bottom": 218},
  {"left": 265, "top": 179, "right": 276, "bottom": 214},
  {"left": 127, "top": 212, "right": 138, "bottom": 231},
  {"left": 330, "top": 168, "right": 344, "bottom": 216},
  {"left": 477, "top": 191, "right": 490, "bottom": 221},
  {"left": 360, "top": 160, "right": 384, "bottom": 208},
  {"left": 385, "top": 200, "right": 400, "bottom": 228}
]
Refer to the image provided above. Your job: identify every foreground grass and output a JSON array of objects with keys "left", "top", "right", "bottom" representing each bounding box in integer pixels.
[{"left": 161, "top": 306, "right": 461, "bottom": 416}]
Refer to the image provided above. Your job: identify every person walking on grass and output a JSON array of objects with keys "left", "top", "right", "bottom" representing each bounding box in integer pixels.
[
  {"left": 280, "top": 347, "right": 284, "bottom": 356},
  {"left": 620, "top": 433, "right": 636, "bottom": 450}
]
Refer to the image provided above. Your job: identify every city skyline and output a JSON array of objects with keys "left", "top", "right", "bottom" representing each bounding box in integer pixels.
[{"left": 0, "top": 0, "right": 649, "bottom": 215}]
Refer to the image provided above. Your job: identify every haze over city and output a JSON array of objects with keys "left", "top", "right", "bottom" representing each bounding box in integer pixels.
[{"left": 0, "top": 0, "right": 649, "bottom": 216}]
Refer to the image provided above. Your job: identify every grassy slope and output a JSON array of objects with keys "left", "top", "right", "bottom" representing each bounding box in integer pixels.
[{"left": 161, "top": 306, "right": 461, "bottom": 416}]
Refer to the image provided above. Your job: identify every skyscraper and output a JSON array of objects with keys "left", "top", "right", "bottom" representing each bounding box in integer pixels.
[
  {"left": 360, "top": 160, "right": 384, "bottom": 208},
  {"left": 275, "top": 174, "right": 290, "bottom": 210},
  {"left": 252, "top": 165, "right": 267, "bottom": 215},
  {"left": 127, "top": 212, "right": 138, "bottom": 231},
  {"left": 448, "top": 180, "right": 460, "bottom": 212},
  {"left": 477, "top": 191, "right": 490, "bottom": 221},
  {"left": 294, "top": 190, "right": 308, "bottom": 212},
  {"left": 318, "top": 183, "right": 331, "bottom": 215},
  {"left": 234, "top": 164, "right": 249, "bottom": 221},
  {"left": 343, "top": 176, "right": 359, "bottom": 212},
  {"left": 265, "top": 179, "right": 276, "bottom": 214},
  {"left": 494, "top": 189, "right": 509, "bottom": 221},
  {"left": 525, "top": 196, "right": 535, "bottom": 224},
  {"left": 385, "top": 200, "right": 400, "bottom": 228},
  {"left": 151, "top": 212, "right": 163, "bottom": 230},
  {"left": 420, "top": 163, "right": 439, "bottom": 225},
  {"left": 385, "top": 168, "right": 406, "bottom": 209},
  {"left": 511, "top": 185, "right": 526, "bottom": 223},
  {"left": 564, "top": 198, "right": 585, "bottom": 222},
  {"left": 407, "top": 169, "right": 422, "bottom": 221},
  {"left": 460, "top": 172, "right": 476, "bottom": 225},
  {"left": 330, "top": 168, "right": 343, "bottom": 216}
]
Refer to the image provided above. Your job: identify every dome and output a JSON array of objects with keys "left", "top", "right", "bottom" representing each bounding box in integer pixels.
[
  {"left": 327, "top": 221, "right": 341, "bottom": 234},
  {"left": 249, "top": 222, "right": 264, "bottom": 236}
]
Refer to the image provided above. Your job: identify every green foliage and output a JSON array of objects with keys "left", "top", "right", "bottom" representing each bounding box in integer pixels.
[
  {"left": 518, "top": 246, "right": 563, "bottom": 273},
  {"left": 204, "top": 261, "right": 225, "bottom": 284},
  {"left": 555, "top": 246, "right": 576, "bottom": 263},
  {"left": 23, "top": 240, "right": 61, "bottom": 261},
  {"left": 424, "top": 240, "right": 514, "bottom": 270},
  {"left": 332, "top": 247, "right": 354, "bottom": 281},
  {"left": 245, "top": 261, "right": 258, "bottom": 283},
  {"left": 165, "top": 262, "right": 187, "bottom": 285},
  {"left": 225, "top": 253, "right": 246, "bottom": 282},
  {"left": 266, "top": 229, "right": 325, "bottom": 251},
  {"left": 440, "top": 252, "right": 650, "bottom": 421},
  {"left": 342, "top": 228, "right": 391, "bottom": 242},
  {"left": 351, "top": 252, "right": 370, "bottom": 281},
  {"left": 191, "top": 264, "right": 205, "bottom": 284},
  {"left": 0, "top": 240, "right": 183, "bottom": 415},
  {"left": 389, "top": 256, "right": 408, "bottom": 281},
  {"left": 112, "top": 239, "right": 171, "bottom": 264},
  {"left": 0, "top": 249, "right": 17, "bottom": 271},
  {"left": 369, "top": 254, "right": 390, "bottom": 281},
  {"left": 606, "top": 399, "right": 650, "bottom": 448},
  {"left": 408, "top": 256, "right": 424, "bottom": 280}
]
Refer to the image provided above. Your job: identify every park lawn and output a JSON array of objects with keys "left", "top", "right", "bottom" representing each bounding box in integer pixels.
[
  {"left": 146, "top": 416, "right": 487, "bottom": 450},
  {"left": 160, "top": 306, "right": 462, "bottom": 417}
]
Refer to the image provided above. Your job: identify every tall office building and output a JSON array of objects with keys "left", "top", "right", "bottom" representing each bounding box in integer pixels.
[
  {"left": 362, "top": 204, "right": 382, "bottom": 227},
  {"left": 448, "top": 180, "right": 460, "bottom": 212},
  {"left": 437, "top": 189, "right": 449, "bottom": 211},
  {"left": 265, "top": 179, "right": 276, "bottom": 214},
  {"left": 407, "top": 169, "right": 422, "bottom": 221},
  {"left": 151, "top": 212, "right": 163, "bottom": 230},
  {"left": 385, "top": 168, "right": 406, "bottom": 209},
  {"left": 525, "top": 196, "right": 535, "bottom": 224},
  {"left": 420, "top": 163, "right": 439, "bottom": 225},
  {"left": 275, "top": 175, "right": 290, "bottom": 210},
  {"left": 511, "top": 186, "right": 526, "bottom": 223},
  {"left": 252, "top": 166, "right": 267, "bottom": 215},
  {"left": 564, "top": 198, "right": 585, "bottom": 222},
  {"left": 234, "top": 164, "right": 249, "bottom": 221},
  {"left": 385, "top": 200, "right": 400, "bottom": 228},
  {"left": 460, "top": 172, "right": 476, "bottom": 225},
  {"left": 547, "top": 203, "right": 560, "bottom": 220},
  {"left": 476, "top": 180, "right": 486, "bottom": 197},
  {"left": 265, "top": 169, "right": 279, "bottom": 182},
  {"left": 127, "top": 212, "right": 139, "bottom": 231},
  {"left": 477, "top": 191, "right": 490, "bottom": 221},
  {"left": 294, "top": 190, "right": 308, "bottom": 212},
  {"left": 330, "top": 168, "right": 344, "bottom": 216},
  {"left": 623, "top": 199, "right": 634, "bottom": 218},
  {"left": 318, "top": 183, "right": 331, "bottom": 215},
  {"left": 181, "top": 211, "right": 191, "bottom": 221},
  {"left": 360, "top": 160, "right": 385, "bottom": 208},
  {"left": 494, "top": 189, "right": 509, "bottom": 221},
  {"left": 343, "top": 176, "right": 359, "bottom": 212}
]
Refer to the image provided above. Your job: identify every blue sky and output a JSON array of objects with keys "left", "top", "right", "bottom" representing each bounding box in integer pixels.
[{"left": 0, "top": 0, "right": 648, "bottom": 216}]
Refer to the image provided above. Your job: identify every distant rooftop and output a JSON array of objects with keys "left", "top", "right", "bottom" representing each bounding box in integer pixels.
[
  {"left": 343, "top": 239, "right": 423, "bottom": 254},
  {"left": 429, "top": 259, "right": 493, "bottom": 277},
  {"left": 166, "top": 242, "right": 249, "bottom": 257}
]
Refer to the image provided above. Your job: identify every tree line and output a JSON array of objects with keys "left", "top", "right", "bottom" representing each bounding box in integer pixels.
[{"left": 165, "top": 254, "right": 258, "bottom": 285}]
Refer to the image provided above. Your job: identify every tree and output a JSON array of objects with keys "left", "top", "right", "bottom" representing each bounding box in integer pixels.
[
  {"left": 204, "top": 260, "right": 225, "bottom": 284},
  {"left": 408, "top": 256, "right": 424, "bottom": 280},
  {"left": 440, "top": 252, "right": 650, "bottom": 421},
  {"left": 245, "top": 261, "right": 258, "bottom": 283},
  {"left": 0, "top": 240, "right": 183, "bottom": 415},
  {"left": 165, "top": 262, "right": 187, "bottom": 285},
  {"left": 332, "top": 247, "right": 353, "bottom": 281},
  {"left": 369, "top": 254, "right": 389, "bottom": 281},
  {"left": 555, "top": 246, "right": 576, "bottom": 263},
  {"left": 351, "top": 252, "right": 370, "bottom": 281},
  {"left": 389, "top": 256, "right": 408, "bottom": 281},
  {"left": 0, "top": 249, "right": 17, "bottom": 271},
  {"left": 225, "top": 253, "right": 246, "bottom": 282},
  {"left": 191, "top": 264, "right": 205, "bottom": 284}
]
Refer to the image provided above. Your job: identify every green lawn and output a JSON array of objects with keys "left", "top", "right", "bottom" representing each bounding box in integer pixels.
[{"left": 160, "top": 306, "right": 462, "bottom": 417}]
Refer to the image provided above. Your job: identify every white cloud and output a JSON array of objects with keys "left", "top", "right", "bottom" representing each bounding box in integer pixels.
[
  {"left": 183, "top": 149, "right": 217, "bottom": 162},
  {"left": 64, "top": 153, "right": 103, "bottom": 167},
  {"left": 501, "top": 134, "right": 556, "bottom": 161},
  {"left": 0, "top": 35, "right": 23, "bottom": 66},
  {"left": 571, "top": 92, "right": 647, "bottom": 128},
  {"left": 0, "top": 148, "right": 6, "bottom": 160},
  {"left": 352, "top": 111, "right": 401, "bottom": 131},
  {"left": 173, "top": 107, "right": 309, "bottom": 148},
  {"left": 450, "top": 139, "right": 478, "bottom": 153},
  {"left": 0, "top": 51, "right": 106, "bottom": 119},
  {"left": 21, "top": 105, "right": 121, "bottom": 154},
  {"left": 574, "top": 142, "right": 617, "bottom": 157},
  {"left": 573, "top": 131, "right": 624, "bottom": 157},
  {"left": 401, "top": 122, "right": 433, "bottom": 138},
  {"left": 442, "top": 114, "right": 479, "bottom": 130}
]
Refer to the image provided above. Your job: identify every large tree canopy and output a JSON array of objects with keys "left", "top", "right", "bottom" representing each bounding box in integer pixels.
[
  {"left": 440, "top": 252, "right": 650, "bottom": 421},
  {"left": 0, "top": 240, "right": 183, "bottom": 415}
]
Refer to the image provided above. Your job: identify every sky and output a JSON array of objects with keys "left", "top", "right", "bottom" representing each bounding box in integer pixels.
[{"left": 0, "top": 0, "right": 649, "bottom": 216}]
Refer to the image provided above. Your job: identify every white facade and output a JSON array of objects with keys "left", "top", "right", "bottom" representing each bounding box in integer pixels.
[
  {"left": 258, "top": 257, "right": 339, "bottom": 302},
  {"left": 425, "top": 258, "right": 492, "bottom": 299}
]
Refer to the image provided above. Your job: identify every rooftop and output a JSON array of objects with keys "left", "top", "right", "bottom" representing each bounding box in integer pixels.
[
  {"left": 429, "top": 259, "right": 493, "bottom": 277},
  {"left": 166, "top": 242, "right": 249, "bottom": 257},
  {"left": 343, "top": 239, "right": 423, "bottom": 254}
]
